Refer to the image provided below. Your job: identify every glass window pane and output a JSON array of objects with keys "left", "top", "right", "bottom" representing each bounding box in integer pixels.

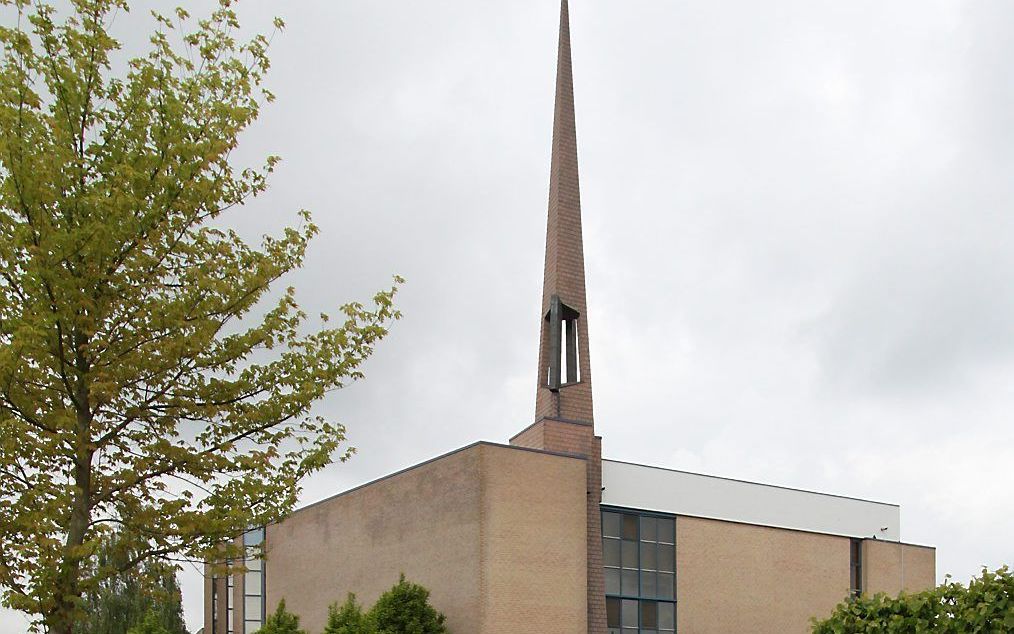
[
  {"left": 244, "top": 595, "right": 261, "bottom": 619},
  {"left": 605, "top": 568, "right": 621, "bottom": 595},
  {"left": 603, "top": 539, "right": 620, "bottom": 567},
  {"left": 606, "top": 597, "right": 621, "bottom": 627},
  {"left": 621, "top": 569, "right": 639, "bottom": 596},
  {"left": 621, "top": 540, "right": 638, "bottom": 569},
  {"left": 245, "top": 622, "right": 260, "bottom": 634},
  {"left": 658, "top": 573, "right": 675, "bottom": 600},
  {"left": 622, "top": 600, "right": 638, "bottom": 628},
  {"left": 640, "top": 541, "right": 657, "bottom": 570},
  {"left": 658, "top": 544, "right": 674, "bottom": 572},
  {"left": 243, "top": 527, "right": 265, "bottom": 547},
  {"left": 641, "top": 572, "right": 656, "bottom": 600},
  {"left": 640, "top": 516, "right": 657, "bottom": 542},
  {"left": 658, "top": 519, "right": 675, "bottom": 544},
  {"left": 244, "top": 554, "right": 262, "bottom": 571},
  {"left": 602, "top": 513, "right": 621, "bottom": 538},
  {"left": 659, "top": 602, "right": 675, "bottom": 630},
  {"left": 641, "top": 600, "right": 658, "bottom": 628},
  {"left": 244, "top": 571, "right": 261, "bottom": 594},
  {"left": 609, "top": 630, "right": 621, "bottom": 634},
  {"left": 622, "top": 515, "right": 638, "bottom": 541}
]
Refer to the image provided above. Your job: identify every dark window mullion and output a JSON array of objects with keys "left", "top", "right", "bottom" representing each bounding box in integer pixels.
[{"left": 602, "top": 511, "right": 678, "bottom": 632}]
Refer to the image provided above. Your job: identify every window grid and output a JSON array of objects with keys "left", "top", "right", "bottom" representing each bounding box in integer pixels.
[
  {"left": 211, "top": 578, "right": 219, "bottom": 634},
  {"left": 603, "top": 510, "right": 676, "bottom": 634},
  {"left": 243, "top": 527, "right": 266, "bottom": 634},
  {"left": 226, "top": 569, "right": 235, "bottom": 634}
]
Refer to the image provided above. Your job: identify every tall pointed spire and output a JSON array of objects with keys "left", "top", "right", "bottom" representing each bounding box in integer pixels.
[
  {"left": 535, "top": 0, "right": 594, "bottom": 424},
  {"left": 511, "top": 4, "right": 607, "bottom": 631}
]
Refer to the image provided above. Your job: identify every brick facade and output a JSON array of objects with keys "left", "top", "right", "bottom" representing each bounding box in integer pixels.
[
  {"left": 520, "top": 2, "right": 606, "bottom": 632},
  {"left": 863, "top": 540, "right": 937, "bottom": 596},
  {"left": 535, "top": 0, "right": 595, "bottom": 426},
  {"left": 254, "top": 443, "right": 587, "bottom": 634},
  {"left": 511, "top": 419, "right": 605, "bottom": 634}
]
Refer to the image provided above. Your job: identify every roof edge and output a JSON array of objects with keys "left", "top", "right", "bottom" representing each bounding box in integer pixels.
[
  {"left": 603, "top": 457, "right": 901, "bottom": 508},
  {"left": 602, "top": 503, "right": 933, "bottom": 547},
  {"left": 286, "top": 441, "right": 587, "bottom": 519}
]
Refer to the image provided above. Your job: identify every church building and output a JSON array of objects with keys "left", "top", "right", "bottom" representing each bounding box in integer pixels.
[{"left": 204, "top": 2, "right": 936, "bottom": 632}]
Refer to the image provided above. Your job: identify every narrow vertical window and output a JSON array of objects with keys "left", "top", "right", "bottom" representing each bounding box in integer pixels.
[
  {"left": 211, "top": 578, "right": 219, "bottom": 634},
  {"left": 244, "top": 527, "right": 266, "bottom": 634},
  {"left": 850, "top": 538, "right": 863, "bottom": 598},
  {"left": 226, "top": 569, "right": 235, "bottom": 634}
]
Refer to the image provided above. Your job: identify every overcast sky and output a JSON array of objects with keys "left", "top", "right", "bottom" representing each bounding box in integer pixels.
[{"left": 5, "top": 0, "right": 1014, "bottom": 632}]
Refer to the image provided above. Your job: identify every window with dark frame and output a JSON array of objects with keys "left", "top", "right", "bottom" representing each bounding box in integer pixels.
[
  {"left": 243, "top": 527, "right": 266, "bottom": 634},
  {"left": 226, "top": 568, "right": 235, "bottom": 634},
  {"left": 211, "top": 578, "right": 219, "bottom": 634},
  {"left": 850, "top": 538, "right": 863, "bottom": 599},
  {"left": 603, "top": 510, "right": 676, "bottom": 633}
]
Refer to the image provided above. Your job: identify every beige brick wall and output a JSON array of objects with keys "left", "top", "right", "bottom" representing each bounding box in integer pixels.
[
  {"left": 203, "top": 567, "right": 213, "bottom": 633},
  {"left": 264, "top": 446, "right": 483, "bottom": 633},
  {"left": 676, "top": 517, "right": 850, "bottom": 634},
  {"left": 510, "top": 418, "right": 606, "bottom": 632},
  {"left": 257, "top": 443, "right": 586, "bottom": 634},
  {"left": 510, "top": 420, "right": 545, "bottom": 451},
  {"left": 481, "top": 444, "right": 587, "bottom": 633},
  {"left": 864, "top": 540, "right": 936, "bottom": 596}
]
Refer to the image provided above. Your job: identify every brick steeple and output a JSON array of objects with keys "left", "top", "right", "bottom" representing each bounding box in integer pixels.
[
  {"left": 535, "top": 0, "right": 594, "bottom": 424},
  {"left": 510, "top": 2, "right": 607, "bottom": 632}
]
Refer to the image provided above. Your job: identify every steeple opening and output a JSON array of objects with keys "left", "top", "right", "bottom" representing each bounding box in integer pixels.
[{"left": 546, "top": 294, "right": 581, "bottom": 390}]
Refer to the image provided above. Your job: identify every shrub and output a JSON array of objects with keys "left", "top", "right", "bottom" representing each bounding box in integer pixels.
[
  {"left": 325, "top": 594, "right": 374, "bottom": 634},
  {"left": 812, "top": 566, "right": 1014, "bottom": 633},
  {"left": 368, "top": 575, "right": 447, "bottom": 634},
  {"left": 260, "top": 600, "right": 307, "bottom": 634}
]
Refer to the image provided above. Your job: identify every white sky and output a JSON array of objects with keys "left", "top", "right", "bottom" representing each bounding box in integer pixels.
[{"left": 3, "top": 1, "right": 1014, "bottom": 632}]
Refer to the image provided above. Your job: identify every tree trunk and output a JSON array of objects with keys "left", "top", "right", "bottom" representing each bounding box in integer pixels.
[{"left": 48, "top": 334, "right": 94, "bottom": 634}]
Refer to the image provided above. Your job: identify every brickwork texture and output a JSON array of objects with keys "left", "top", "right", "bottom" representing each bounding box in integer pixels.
[{"left": 253, "top": 443, "right": 586, "bottom": 634}]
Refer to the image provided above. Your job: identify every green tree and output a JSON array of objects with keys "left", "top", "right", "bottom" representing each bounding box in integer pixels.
[
  {"left": 325, "top": 594, "right": 374, "bottom": 634},
  {"left": 75, "top": 533, "right": 187, "bottom": 634},
  {"left": 260, "top": 600, "right": 306, "bottom": 634},
  {"left": 367, "top": 575, "right": 447, "bottom": 634},
  {"left": 812, "top": 566, "right": 1014, "bottom": 633},
  {"left": 125, "top": 610, "right": 172, "bottom": 634},
  {"left": 0, "top": 1, "right": 400, "bottom": 632}
]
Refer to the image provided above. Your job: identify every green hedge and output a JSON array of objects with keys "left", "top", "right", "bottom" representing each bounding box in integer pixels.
[
  {"left": 267, "top": 575, "right": 447, "bottom": 634},
  {"left": 812, "top": 566, "right": 1014, "bottom": 633}
]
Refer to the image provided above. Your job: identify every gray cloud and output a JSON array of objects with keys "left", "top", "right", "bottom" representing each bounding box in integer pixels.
[{"left": 3, "top": 1, "right": 1014, "bottom": 631}]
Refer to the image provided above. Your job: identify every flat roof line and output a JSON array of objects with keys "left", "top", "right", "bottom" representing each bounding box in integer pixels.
[
  {"left": 603, "top": 458, "right": 900, "bottom": 508},
  {"left": 601, "top": 503, "right": 932, "bottom": 548}
]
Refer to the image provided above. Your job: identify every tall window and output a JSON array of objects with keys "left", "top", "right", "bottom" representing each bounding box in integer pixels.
[
  {"left": 850, "top": 538, "right": 863, "bottom": 599},
  {"left": 243, "top": 527, "right": 266, "bottom": 634},
  {"left": 226, "top": 569, "right": 235, "bottom": 634},
  {"left": 211, "top": 578, "right": 219, "bottom": 634},
  {"left": 603, "top": 510, "right": 676, "bottom": 633}
]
